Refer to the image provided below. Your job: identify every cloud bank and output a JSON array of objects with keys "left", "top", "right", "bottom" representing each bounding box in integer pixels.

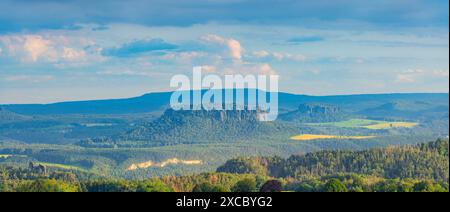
[{"left": 0, "top": 0, "right": 448, "bottom": 32}]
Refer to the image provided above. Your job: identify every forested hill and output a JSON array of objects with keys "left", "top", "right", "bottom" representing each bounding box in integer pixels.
[
  {"left": 278, "top": 103, "right": 351, "bottom": 123},
  {"left": 0, "top": 108, "right": 30, "bottom": 123},
  {"left": 217, "top": 139, "right": 450, "bottom": 181},
  {"left": 359, "top": 101, "right": 450, "bottom": 120},
  {"left": 78, "top": 108, "right": 298, "bottom": 147},
  {"left": 122, "top": 108, "right": 269, "bottom": 141}
]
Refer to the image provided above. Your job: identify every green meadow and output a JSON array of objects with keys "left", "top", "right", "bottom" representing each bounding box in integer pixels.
[{"left": 308, "top": 119, "right": 419, "bottom": 130}]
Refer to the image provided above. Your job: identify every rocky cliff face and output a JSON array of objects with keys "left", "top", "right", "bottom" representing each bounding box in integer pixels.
[{"left": 163, "top": 108, "right": 264, "bottom": 122}]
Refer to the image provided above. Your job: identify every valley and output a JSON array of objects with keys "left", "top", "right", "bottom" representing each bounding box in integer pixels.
[
  {"left": 0, "top": 91, "right": 448, "bottom": 179},
  {"left": 1, "top": 139, "right": 448, "bottom": 192}
]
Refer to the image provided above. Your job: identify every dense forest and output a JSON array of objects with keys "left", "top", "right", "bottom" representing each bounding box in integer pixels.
[
  {"left": 1, "top": 139, "right": 448, "bottom": 192},
  {"left": 279, "top": 103, "right": 352, "bottom": 123},
  {"left": 217, "top": 139, "right": 449, "bottom": 181}
]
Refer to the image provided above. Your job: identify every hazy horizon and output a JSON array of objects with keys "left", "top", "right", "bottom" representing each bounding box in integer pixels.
[{"left": 1, "top": 88, "right": 449, "bottom": 105}]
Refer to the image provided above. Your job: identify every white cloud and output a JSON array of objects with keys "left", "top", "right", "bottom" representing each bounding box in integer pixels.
[
  {"left": 199, "top": 35, "right": 280, "bottom": 76},
  {"left": 201, "top": 65, "right": 217, "bottom": 73},
  {"left": 161, "top": 51, "right": 207, "bottom": 63},
  {"left": 3, "top": 75, "right": 54, "bottom": 83},
  {"left": 223, "top": 63, "right": 278, "bottom": 76},
  {"left": 396, "top": 69, "right": 424, "bottom": 83},
  {"left": 24, "top": 35, "right": 53, "bottom": 62},
  {"left": 227, "top": 39, "right": 242, "bottom": 60},
  {"left": 201, "top": 34, "right": 243, "bottom": 61},
  {"left": 62, "top": 47, "right": 87, "bottom": 61},
  {"left": 257, "top": 63, "right": 278, "bottom": 75},
  {"left": 0, "top": 35, "right": 57, "bottom": 62},
  {"left": 433, "top": 70, "right": 449, "bottom": 78},
  {"left": 396, "top": 69, "right": 449, "bottom": 83},
  {"left": 0, "top": 34, "right": 104, "bottom": 68},
  {"left": 396, "top": 74, "right": 416, "bottom": 83},
  {"left": 252, "top": 50, "right": 306, "bottom": 62},
  {"left": 201, "top": 34, "right": 227, "bottom": 44},
  {"left": 252, "top": 50, "right": 270, "bottom": 58},
  {"left": 97, "top": 69, "right": 156, "bottom": 77},
  {"left": 97, "top": 60, "right": 166, "bottom": 78}
]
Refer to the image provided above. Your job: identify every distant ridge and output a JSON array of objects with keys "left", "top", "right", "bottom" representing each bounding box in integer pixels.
[
  {"left": 359, "top": 101, "right": 450, "bottom": 120},
  {"left": 0, "top": 107, "right": 31, "bottom": 122},
  {"left": 1, "top": 90, "right": 448, "bottom": 116}
]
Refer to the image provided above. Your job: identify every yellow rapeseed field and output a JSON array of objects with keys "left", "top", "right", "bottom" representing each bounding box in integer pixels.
[
  {"left": 363, "top": 122, "right": 418, "bottom": 130},
  {"left": 290, "top": 134, "right": 377, "bottom": 141}
]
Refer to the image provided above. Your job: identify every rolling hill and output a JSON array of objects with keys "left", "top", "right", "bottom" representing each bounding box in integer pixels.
[
  {"left": 217, "top": 139, "right": 450, "bottom": 182},
  {"left": 359, "top": 101, "right": 450, "bottom": 121},
  {"left": 2, "top": 91, "right": 448, "bottom": 116},
  {"left": 279, "top": 103, "right": 352, "bottom": 123},
  {"left": 0, "top": 108, "right": 31, "bottom": 123}
]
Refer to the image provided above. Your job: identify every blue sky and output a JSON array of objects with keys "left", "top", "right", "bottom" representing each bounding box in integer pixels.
[{"left": 0, "top": 0, "right": 448, "bottom": 103}]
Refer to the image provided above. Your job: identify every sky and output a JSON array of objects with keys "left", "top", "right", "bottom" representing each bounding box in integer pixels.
[{"left": 0, "top": 0, "right": 448, "bottom": 104}]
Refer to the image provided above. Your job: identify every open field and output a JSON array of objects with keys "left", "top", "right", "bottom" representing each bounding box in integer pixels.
[
  {"left": 290, "top": 134, "right": 377, "bottom": 141},
  {"left": 36, "top": 162, "right": 88, "bottom": 172},
  {"left": 364, "top": 122, "right": 419, "bottom": 130},
  {"left": 308, "top": 119, "right": 419, "bottom": 130},
  {"left": 0, "top": 154, "right": 26, "bottom": 159}
]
